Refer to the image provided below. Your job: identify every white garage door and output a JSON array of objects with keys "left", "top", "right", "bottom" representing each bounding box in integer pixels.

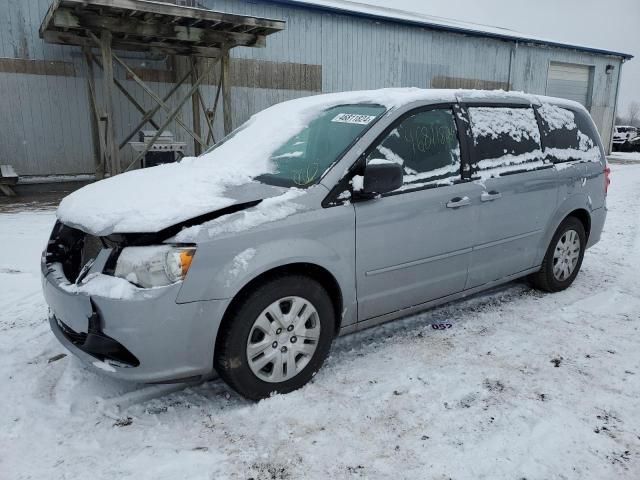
[{"left": 546, "top": 62, "right": 592, "bottom": 108}]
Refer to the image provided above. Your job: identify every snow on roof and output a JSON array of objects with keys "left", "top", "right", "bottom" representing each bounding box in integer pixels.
[
  {"left": 268, "top": 0, "right": 633, "bottom": 60},
  {"left": 57, "top": 87, "right": 591, "bottom": 236},
  {"left": 56, "top": 88, "right": 458, "bottom": 235}
]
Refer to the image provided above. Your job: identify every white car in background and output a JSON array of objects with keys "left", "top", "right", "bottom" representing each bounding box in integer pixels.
[{"left": 612, "top": 125, "right": 639, "bottom": 151}]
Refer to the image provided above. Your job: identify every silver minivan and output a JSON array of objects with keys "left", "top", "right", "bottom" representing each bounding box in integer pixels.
[{"left": 42, "top": 89, "right": 609, "bottom": 400}]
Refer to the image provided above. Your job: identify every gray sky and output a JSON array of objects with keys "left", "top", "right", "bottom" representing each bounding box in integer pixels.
[{"left": 353, "top": 0, "right": 639, "bottom": 116}]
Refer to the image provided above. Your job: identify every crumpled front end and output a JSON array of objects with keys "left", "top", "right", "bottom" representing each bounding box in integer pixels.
[{"left": 42, "top": 222, "right": 229, "bottom": 383}]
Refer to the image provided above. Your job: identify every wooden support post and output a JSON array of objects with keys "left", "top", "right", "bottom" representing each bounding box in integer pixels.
[
  {"left": 207, "top": 62, "right": 224, "bottom": 144},
  {"left": 191, "top": 57, "right": 202, "bottom": 156},
  {"left": 83, "top": 47, "right": 105, "bottom": 180},
  {"left": 221, "top": 48, "right": 232, "bottom": 136},
  {"left": 197, "top": 84, "right": 215, "bottom": 147},
  {"left": 100, "top": 30, "right": 119, "bottom": 176},
  {"left": 192, "top": 57, "right": 215, "bottom": 148}
]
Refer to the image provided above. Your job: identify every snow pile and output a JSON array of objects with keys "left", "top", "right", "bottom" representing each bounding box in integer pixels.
[
  {"left": 92, "top": 360, "right": 117, "bottom": 373},
  {"left": 226, "top": 248, "right": 257, "bottom": 286},
  {"left": 175, "top": 190, "right": 306, "bottom": 242},
  {"left": 373, "top": 145, "right": 406, "bottom": 167},
  {"left": 49, "top": 262, "right": 143, "bottom": 300},
  {"left": 469, "top": 107, "right": 540, "bottom": 144},
  {"left": 351, "top": 175, "right": 364, "bottom": 191},
  {"left": 59, "top": 271, "right": 140, "bottom": 300},
  {"left": 476, "top": 150, "right": 546, "bottom": 172},
  {"left": 546, "top": 147, "right": 601, "bottom": 163},
  {"left": 368, "top": 158, "right": 397, "bottom": 166},
  {"left": 398, "top": 162, "right": 460, "bottom": 190},
  {"left": 57, "top": 88, "right": 459, "bottom": 236}
]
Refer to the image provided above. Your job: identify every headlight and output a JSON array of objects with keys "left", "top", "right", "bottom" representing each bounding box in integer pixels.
[{"left": 114, "top": 245, "right": 196, "bottom": 288}]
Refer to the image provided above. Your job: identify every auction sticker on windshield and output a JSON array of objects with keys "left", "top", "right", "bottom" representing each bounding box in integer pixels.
[{"left": 331, "top": 113, "right": 377, "bottom": 125}]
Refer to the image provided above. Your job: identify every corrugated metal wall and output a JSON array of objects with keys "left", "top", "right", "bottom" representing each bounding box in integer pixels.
[{"left": 0, "top": 0, "right": 623, "bottom": 176}]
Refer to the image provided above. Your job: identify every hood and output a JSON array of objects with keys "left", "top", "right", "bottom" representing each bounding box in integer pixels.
[{"left": 57, "top": 165, "right": 288, "bottom": 236}]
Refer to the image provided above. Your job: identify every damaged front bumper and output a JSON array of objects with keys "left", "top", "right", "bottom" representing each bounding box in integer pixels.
[{"left": 42, "top": 253, "right": 230, "bottom": 384}]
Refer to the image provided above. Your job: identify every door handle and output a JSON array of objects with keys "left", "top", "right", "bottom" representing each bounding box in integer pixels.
[
  {"left": 446, "top": 196, "right": 471, "bottom": 208},
  {"left": 480, "top": 190, "right": 502, "bottom": 202}
]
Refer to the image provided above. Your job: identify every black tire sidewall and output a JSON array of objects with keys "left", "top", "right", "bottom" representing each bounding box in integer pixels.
[
  {"left": 543, "top": 217, "right": 586, "bottom": 291},
  {"left": 216, "top": 276, "right": 335, "bottom": 400}
]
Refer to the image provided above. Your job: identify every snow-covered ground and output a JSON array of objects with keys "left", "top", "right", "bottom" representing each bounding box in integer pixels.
[
  {"left": 1, "top": 164, "right": 640, "bottom": 480},
  {"left": 609, "top": 151, "right": 640, "bottom": 163}
]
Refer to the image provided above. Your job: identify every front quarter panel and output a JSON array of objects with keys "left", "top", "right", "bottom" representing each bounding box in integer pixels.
[{"left": 175, "top": 196, "right": 357, "bottom": 326}]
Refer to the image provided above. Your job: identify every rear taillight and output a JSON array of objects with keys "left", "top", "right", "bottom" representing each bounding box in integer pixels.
[{"left": 604, "top": 164, "right": 611, "bottom": 195}]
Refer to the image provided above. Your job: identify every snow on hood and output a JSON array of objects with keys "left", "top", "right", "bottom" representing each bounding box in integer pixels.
[{"left": 58, "top": 88, "right": 462, "bottom": 236}]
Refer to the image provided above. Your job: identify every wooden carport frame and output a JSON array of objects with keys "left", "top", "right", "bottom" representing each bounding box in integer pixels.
[{"left": 40, "top": 0, "right": 285, "bottom": 178}]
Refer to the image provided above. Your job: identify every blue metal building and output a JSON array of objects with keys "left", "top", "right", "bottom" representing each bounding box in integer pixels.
[{"left": 0, "top": 0, "right": 632, "bottom": 177}]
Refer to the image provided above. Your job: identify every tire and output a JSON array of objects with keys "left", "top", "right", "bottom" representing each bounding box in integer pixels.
[
  {"left": 530, "top": 216, "right": 586, "bottom": 292},
  {"left": 215, "top": 275, "right": 335, "bottom": 400}
]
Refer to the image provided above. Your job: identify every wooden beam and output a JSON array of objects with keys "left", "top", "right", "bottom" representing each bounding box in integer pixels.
[
  {"left": 38, "top": 0, "right": 63, "bottom": 39},
  {"left": 53, "top": 0, "right": 286, "bottom": 33},
  {"left": 221, "top": 49, "right": 232, "bottom": 136},
  {"left": 191, "top": 57, "right": 202, "bottom": 156},
  {"left": 100, "top": 30, "right": 119, "bottom": 176},
  {"left": 208, "top": 66, "right": 223, "bottom": 144},
  {"left": 52, "top": 8, "right": 267, "bottom": 48},
  {"left": 0, "top": 58, "right": 75, "bottom": 77},
  {"left": 83, "top": 47, "right": 104, "bottom": 179},
  {"left": 197, "top": 81, "right": 215, "bottom": 147},
  {"left": 42, "top": 30, "right": 222, "bottom": 58}
]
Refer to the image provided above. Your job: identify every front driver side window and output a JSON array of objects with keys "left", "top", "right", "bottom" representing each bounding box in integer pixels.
[{"left": 366, "top": 108, "right": 461, "bottom": 191}]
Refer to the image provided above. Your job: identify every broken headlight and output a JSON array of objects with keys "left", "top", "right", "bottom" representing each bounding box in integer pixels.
[{"left": 114, "top": 246, "right": 195, "bottom": 288}]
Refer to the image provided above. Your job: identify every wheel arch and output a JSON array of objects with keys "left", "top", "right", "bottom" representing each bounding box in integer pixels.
[
  {"left": 567, "top": 208, "right": 591, "bottom": 241},
  {"left": 215, "top": 262, "right": 345, "bottom": 355}
]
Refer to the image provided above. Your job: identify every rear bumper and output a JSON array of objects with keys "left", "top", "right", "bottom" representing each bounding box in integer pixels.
[
  {"left": 43, "top": 265, "right": 231, "bottom": 383},
  {"left": 586, "top": 206, "right": 606, "bottom": 249}
]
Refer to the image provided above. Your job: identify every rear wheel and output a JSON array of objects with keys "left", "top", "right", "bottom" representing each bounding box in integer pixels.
[
  {"left": 215, "top": 276, "right": 335, "bottom": 400},
  {"left": 531, "top": 216, "right": 586, "bottom": 292}
]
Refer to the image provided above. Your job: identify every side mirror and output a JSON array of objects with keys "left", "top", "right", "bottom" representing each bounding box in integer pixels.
[{"left": 362, "top": 160, "right": 403, "bottom": 195}]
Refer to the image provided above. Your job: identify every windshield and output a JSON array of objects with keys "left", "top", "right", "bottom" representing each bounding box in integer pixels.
[
  {"left": 255, "top": 104, "right": 386, "bottom": 187},
  {"left": 198, "top": 101, "right": 386, "bottom": 188},
  {"left": 256, "top": 105, "right": 385, "bottom": 188}
]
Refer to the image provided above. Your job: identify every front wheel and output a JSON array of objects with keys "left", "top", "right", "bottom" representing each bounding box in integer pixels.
[
  {"left": 215, "top": 275, "right": 335, "bottom": 400},
  {"left": 530, "top": 216, "right": 586, "bottom": 292}
]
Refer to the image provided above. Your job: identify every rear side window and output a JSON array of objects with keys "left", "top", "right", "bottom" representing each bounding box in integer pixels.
[
  {"left": 366, "top": 108, "right": 461, "bottom": 190},
  {"left": 537, "top": 104, "right": 602, "bottom": 163},
  {"left": 467, "top": 107, "right": 545, "bottom": 177}
]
